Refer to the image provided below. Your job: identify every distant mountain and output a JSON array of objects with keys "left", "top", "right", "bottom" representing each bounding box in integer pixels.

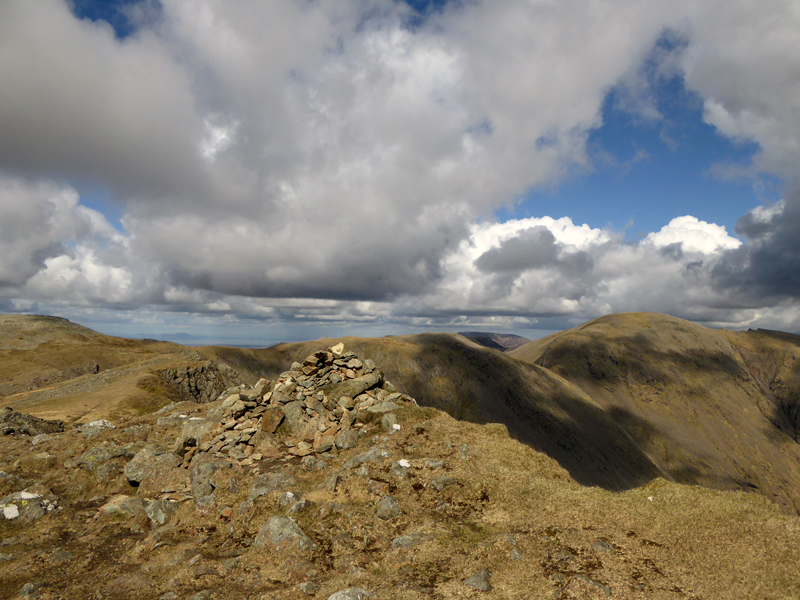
[{"left": 457, "top": 331, "right": 529, "bottom": 351}]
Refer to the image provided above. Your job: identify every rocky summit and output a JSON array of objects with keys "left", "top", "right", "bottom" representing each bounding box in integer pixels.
[{"left": 1, "top": 317, "right": 800, "bottom": 599}]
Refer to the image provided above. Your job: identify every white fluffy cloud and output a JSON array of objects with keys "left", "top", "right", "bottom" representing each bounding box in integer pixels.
[{"left": 1, "top": 0, "right": 800, "bottom": 336}]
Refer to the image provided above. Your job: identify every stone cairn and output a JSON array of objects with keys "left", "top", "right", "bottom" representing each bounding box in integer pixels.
[{"left": 178, "top": 343, "right": 417, "bottom": 467}]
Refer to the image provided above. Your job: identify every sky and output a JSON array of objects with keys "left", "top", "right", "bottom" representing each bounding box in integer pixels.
[{"left": 1, "top": 0, "right": 800, "bottom": 345}]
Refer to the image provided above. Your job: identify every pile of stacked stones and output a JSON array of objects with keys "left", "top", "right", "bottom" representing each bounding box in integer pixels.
[{"left": 178, "top": 343, "right": 416, "bottom": 467}]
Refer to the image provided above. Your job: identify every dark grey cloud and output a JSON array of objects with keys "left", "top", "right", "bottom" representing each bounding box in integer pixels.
[
  {"left": 713, "top": 193, "right": 800, "bottom": 298},
  {"left": 474, "top": 227, "right": 560, "bottom": 273}
]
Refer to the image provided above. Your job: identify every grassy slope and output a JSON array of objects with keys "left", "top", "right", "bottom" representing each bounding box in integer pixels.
[
  {"left": 0, "top": 315, "right": 200, "bottom": 422},
  {"left": 509, "top": 312, "right": 800, "bottom": 514}
]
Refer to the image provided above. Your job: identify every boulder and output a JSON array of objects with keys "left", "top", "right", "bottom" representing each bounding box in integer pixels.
[
  {"left": 98, "top": 495, "right": 146, "bottom": 519},
  {"left": 253, "top": 516, "right": 316, "bottom": 551},
  {"left": 320, "top": 372, "right": 382, "bottom": 403},
  {"left": 123, "top": 449, "right": 181, "bottom": 486}
]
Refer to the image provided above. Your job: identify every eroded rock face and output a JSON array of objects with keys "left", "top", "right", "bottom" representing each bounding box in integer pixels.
[{"left": 159, "top": 362, "right": 242, "bottom": 404}]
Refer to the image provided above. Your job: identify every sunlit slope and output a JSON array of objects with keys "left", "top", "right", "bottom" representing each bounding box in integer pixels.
[
  {"left": 0, "top": 315, "right": 198, "bottom": 422},
  {"left": 509, "top": 312, "right": 800, "bottom": 513},
  {"left": 201, "top": 333, "right": 664, "bottom": 491}
]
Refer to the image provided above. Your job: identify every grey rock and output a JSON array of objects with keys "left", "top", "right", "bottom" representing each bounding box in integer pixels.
[
  {"left": 253, "top": 516, "right": 316, "bottom": 551},
  {"left": 355, "top": 464, "right": 370, "bottom": 477},
  {"left": 319, "top": 473, "right": 338, "bottom": 492},
  {"left": 79, "top": 419, "right": 114, "bottom": 439},
  {"left": 96, "top": 461, "right": 123, "bottom": 482},
  {"left": 98, "top": 495, "right": 146, "bottom": 519},
  {"left": 1, "top": 492, "right": 58, "bottom": 522},
  {"left": 29, "top": 434, "right": 51, "bottom": 446},
  {"left": 463, "top": 569, "right": 492, "bottom": 592},
  {"left": 391, "top": 532, "right": 434, "bottom": 549},
  {"left": 320, "top": 372, "right": 382, "bottom": 403},
  {"left": 190, "top": 591, "right": 213, "bottom": 600},
  {"left": 175, "top": 418, "right": 214, "bottom": 451},
  {"left": 282, "top": 401, "right": 310, "bottom": 436},
  {"left": 287, "top": 499, "right": 315, "bottom": 514},
  {"left": 431, "top": 476, "right": 458, "bottom": 491},
  {"left": 145, "top": 499, "right": 178, "bottom": 527},
  {"left": 191, "top": 458, "right": 235, "bottom": 508},
  {"left": 158, "top": 594, "right": 179, "bottom": 600},
  {"left": 0, "top": 552, "right": 13, "bottom": 561},
  {"left": 123, "top": 449, "right": 181, "bottom": 485},
  {"left": 344, "top": 446, "right": 391, "bottom": 469},
  {"left": 326, "top": 588, "right": 376, "bottom": 600},
  {"left": 18, "top": 581, "right": 44, "bottom": 599},
  {"left": 249, "top": 472, "right": 298, "bottom": 501},
  {"left": 0, "top": 407, "right": 64, "bottom": 437},
  {"left": 159, "top": 361, "right": 240, "bottom": 404},
  {"left": 381, "top": 413, "right": 398, "bottom": 430},
  {"left": 50, "top": 548, "right": 74, "bottom": 564},
  {"left": 335, "top": 430, "right": 359, "bottom": 450},
  {"left": 279, "top": 491, "right": 300, "bottom": 506},
  {"left": 421, "top": 458, "right": 444, "bottom": 469},
  {"left": 376, "top": 495, "right": 401, "bottom": 520},
  {"left": 460, "top": 444, "right": 469, "bottom": 460},
  {"left": 366, "top": 401, "right": 402, "bottom": 414},
  {"left": 77, "top": 444, "right": 129, "bottom": 471},
  {"left": 297, "top": 581, "right": 320, "bottom": 595}
]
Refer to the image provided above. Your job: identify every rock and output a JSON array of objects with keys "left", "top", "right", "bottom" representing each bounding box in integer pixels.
[
  {"left": 366, "top": 401, "right": 402, "bottom": 414},
  {"left": 282, "top": 401, "right": 310, "bottom": 437},
  {"left": 335, "top": 430, "right": 359, "bottom": 450},
  {"left": 77, "top": 444, "right": 129, "bottom": 471},
  {"left": 253, "top": 516, "right": 316, "bottom": 551},
  {"left": 327, "top": 588, "right": 375, "bottom": 600},
  {"left": 463, "top": 570, "right": 492, "bottom": 592},
  {"left": 123, "top": 449, "right": 181, "bottom": 485},
  {"left": 344, "top": 446, "right": 391, "bottom": 469},
  {"left": 1, "top": 492, "right": 58, "bottom": 522},
  {"left": 175, "top": 418, "right": 214, "bottom": 453},
  {"left": 29, "top": 434, "right": 51, "bottom": 446},
  {"left": 79, "top": 419, "right": 114, "bottom": 439},
  {"left": 145, "top": 499, "right": 178, "bottom": 527},
  {"left": 376, "top": 495, "right": 401, "bottom": 520},
  {"left": 260, "top": 409, "right": 284, "bottom": 433},
  {"left": 98, "top": 495, "right": 146, "bottom": 519},
  {"left": 381, "top": 413, "right": 398, "bottom": 430},
  {"left": 330, "top": 343, "right": 345, "bottom": 356},
  {"left": 159, "top": 361, "right": 240, "bottom": 404},
  {"left": 338, "top": 396, "right": 355, "bottom": 409},
  {"left": 191, "top": 458, "right": 235, "bottom": 508},
  {"left": 431, "top": 476, "right": 458, "bottom": 491},
  {"left": 18, "top": 581, "right": 44, "bottom": 599},
  {"left": 297, "top": 581, "right": 320, "bottom": 595},
  {"left": 249, "top": 473, "right": 298, "bottom": 501},
  {"left": 287, "top": 499, "right": 315, "bottom": 514},
  {"left": 0, "top": 407, "right": 64, "bottom": 437},
  {"left": 391, "top": 532, "right": 434, "bottom": 549},
  {"left": 320, "top": 372, "right": 382, "bottom": 403}
]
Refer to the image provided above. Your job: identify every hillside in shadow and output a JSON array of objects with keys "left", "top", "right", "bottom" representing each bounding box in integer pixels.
[{"left": 510, "top": 312, "right": 800, "bottom": 514}]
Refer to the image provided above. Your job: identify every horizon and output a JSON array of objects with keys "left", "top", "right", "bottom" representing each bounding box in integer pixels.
[{"left": 1, "top": 0, "right": 799, "bottom": 341}]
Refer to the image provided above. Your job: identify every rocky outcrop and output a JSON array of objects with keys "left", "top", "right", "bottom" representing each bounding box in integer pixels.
[
  {"left": 0, "top": 407, "right": 64, "bottom": 437},
  {"left": 158, "top": 361, "right": 241, "bottom": 404}
]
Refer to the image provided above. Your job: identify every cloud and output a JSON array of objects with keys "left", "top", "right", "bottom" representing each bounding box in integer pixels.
[{"left": 1, "top": 0, "right": 800, "bottom": 335}]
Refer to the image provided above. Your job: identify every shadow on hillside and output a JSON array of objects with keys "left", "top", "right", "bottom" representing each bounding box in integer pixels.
[{"left": 398, "top": 335, "right": 664, "bottom": 491}]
